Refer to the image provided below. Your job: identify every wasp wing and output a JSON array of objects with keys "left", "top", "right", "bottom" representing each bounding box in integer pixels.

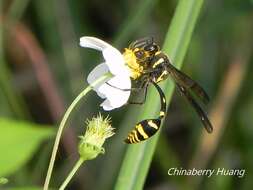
[
  {"left": 167, "top": 63, "right": 210, "bottom": 104},
  {"left": 176, "top": 84, "right": 213, "bottom": 133}
]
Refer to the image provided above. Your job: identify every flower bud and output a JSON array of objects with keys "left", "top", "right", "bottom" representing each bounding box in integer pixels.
[{"left": 78, "top": 113, "right": 114, "bottom": 161}]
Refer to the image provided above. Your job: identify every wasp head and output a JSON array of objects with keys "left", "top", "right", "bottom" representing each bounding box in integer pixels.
[{"left": 123, "top": 38, "right": 160, "bottom": 80}]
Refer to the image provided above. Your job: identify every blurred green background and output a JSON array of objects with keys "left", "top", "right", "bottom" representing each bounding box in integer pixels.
[{"left": 0, "top": 0, "right": 253, "bottom": 189}]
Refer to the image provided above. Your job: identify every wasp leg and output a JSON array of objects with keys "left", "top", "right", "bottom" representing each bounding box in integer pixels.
[
  {"left": 105, "top": 82, "right": 143, "bottom": 92},
  {"left": 127, "top": 86, "right": 147, "bottom": 105},
  {"left": 106, "top": 81, "right": 149, "bottom": 105}
]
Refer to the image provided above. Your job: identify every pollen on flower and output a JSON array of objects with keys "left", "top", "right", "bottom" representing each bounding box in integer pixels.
[{"left": 123, "top": 48, "right": 143, "bottom": 79}]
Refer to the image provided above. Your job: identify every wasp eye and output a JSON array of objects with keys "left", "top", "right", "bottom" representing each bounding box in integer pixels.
[{"left": 135, "top": 50, "right": 144, "bottom": 58}]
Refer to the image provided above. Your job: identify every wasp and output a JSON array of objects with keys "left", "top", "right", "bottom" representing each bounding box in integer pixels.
[{"left": 120, "top": 37, "right": 213, "bottom": 144}]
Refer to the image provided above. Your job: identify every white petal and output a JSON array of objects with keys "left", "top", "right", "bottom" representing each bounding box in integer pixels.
[
  {"left": 80, "top": 36, "right": 130, "bottom": 76},
  {"left": 82, "top": 36, "right": 132, "bottom": 110},
  {"left": 87, "top": 63, "right": 131, "bottom": 110},
  {"left": 80, "top": 36, "right": 112, "bottom": 51},
  {"left": 100, "top": 99, "right": 114, "bottom": 111},
  {"left": 104, "top": 74, "right": 131, "bottom": 91},
  {"left": 87, "top": 63, "right": 110, "bottom": 98},
  {"left": 103, "top": 47, "right": 130, "bottom": 76},
  {"left": 97, "top": 74, "right": 131, "bottom": 109}
]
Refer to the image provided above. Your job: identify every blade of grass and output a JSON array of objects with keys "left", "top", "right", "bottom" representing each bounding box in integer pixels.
[
  {"left": 0, "top": 0, "right": 32, "bottom": 118},
  {"left": 115, "top": 0, "right": 204, "bottom": 189},
  {"left": 54, "top": 0, "right": 84, "bottom": 94},
  {"left": 11, "top": 22, "right": 78, "bottom": 157},
  {"left": 7, "top": 0, "right": 31, "bottom": 22},
  {"left": 0, "top": 29, "right": 23, "bottom": 117},
  {"left": 33, "top": 0, "right": 73, "bottom": 99}
]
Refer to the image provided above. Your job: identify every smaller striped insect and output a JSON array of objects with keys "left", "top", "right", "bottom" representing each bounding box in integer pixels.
[{"left": 121, "top": 37, "right": 213, "bottom": 144}]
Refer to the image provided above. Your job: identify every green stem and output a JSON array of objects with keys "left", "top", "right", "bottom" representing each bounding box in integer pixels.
[
  {"left": 43, "top": 73, "right": 112, "bottom": 190},
  {"left": 59, "top": 158, "right": 84, "bottom": 190}
]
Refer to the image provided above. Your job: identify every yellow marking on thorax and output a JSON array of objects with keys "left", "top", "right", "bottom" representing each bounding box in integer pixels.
[
  {"left": 136, "top": 124, "right": 149, "bottom": 139},
  {"left": 123, "top": 48, "right": 143, "bottom": 79},
  {"left": 148, "top": 120, "right": 159, "bottom": 129},
  {"left": 152, "top": 58, "right": 164, "bottom": 68}
]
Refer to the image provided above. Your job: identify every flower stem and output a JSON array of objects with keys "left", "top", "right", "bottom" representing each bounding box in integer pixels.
[
  {"left": 59, "top": 158, "right": 84, "bottom": 190},
  {"left": 43, "top": 73, "right": 112, "bottom": 190}
]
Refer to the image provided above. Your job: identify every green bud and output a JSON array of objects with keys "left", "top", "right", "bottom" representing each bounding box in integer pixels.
[{"left": 78, "top": 113, "right": 114, "bottom": 161}]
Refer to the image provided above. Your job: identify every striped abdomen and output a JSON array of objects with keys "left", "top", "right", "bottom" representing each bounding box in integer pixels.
[{"left": 125, "top": 82, "right": 166, "bottom": 144}]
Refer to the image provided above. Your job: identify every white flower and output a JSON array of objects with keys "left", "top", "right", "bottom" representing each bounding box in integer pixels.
[{"left": 80, "top": 36, "right": 131, "bottom": 110}]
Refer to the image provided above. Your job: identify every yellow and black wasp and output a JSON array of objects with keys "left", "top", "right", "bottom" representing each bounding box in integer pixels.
[{"left": 121, "top": 37, "right": 213, "bottom": 144}]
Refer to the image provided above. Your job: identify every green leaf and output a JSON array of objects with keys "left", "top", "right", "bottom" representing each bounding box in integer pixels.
[
  {"left": 0, "top": 117, "right": 54, "bottom": 176},
  {"left": 115, "top": 0, "right": 204, "bottom": 189}
]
